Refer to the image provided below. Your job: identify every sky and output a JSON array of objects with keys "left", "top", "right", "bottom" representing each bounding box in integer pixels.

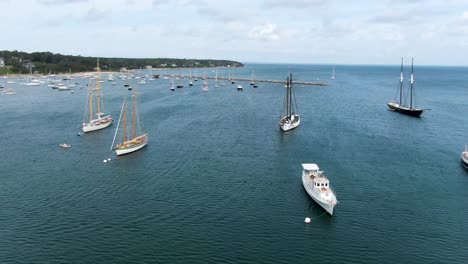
[{"left": 1, "top": 0, "right": 468, "bottom": 65}]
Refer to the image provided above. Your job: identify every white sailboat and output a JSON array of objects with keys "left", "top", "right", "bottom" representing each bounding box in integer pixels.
[
  {"left": 26, "top": 65, "right": 40, "bottom": 86},
  {"left": 82, "top": 59, "right": 113, "bottom": 133},
  {"left": 331, "top": 66, "right": 335, "bottom": 80},
  {"left": 189, "top": 67, "right": 193, "bottom": 86},
  {"left": 170, "top": 77, "right": 175, "bottom": 91},
  {"left": 202, "top": 72, "right": 208, "bottom": 92},
  {"left": 279, "top": 73, "right": 300, "bottom": 131},
  {"left": 214, "top": 67, "right": 218, "bottom": 88},
  {"left": 111, "top": 89, "right": 148, "bottom": 156},
  {"left": 302, "top": 163, "right": 338, "bottom": 215},
  {"left": 250, "top": 70, "right": 258, "bottom": 88}
]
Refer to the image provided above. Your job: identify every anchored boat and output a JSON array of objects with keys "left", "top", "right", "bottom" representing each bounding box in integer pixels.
[
  {"left": 302, "top": 163, "right": 338, "bottom": 215},
  {"left": 111, "top": 89, "right": 148, "bottom": 156},
  {"left": 462, "top": 146, "right": 468, "bottom": 169},
  {"left": 82, "top": 59, "right": 113, "bottom": 133},
  {"left": 279, "top": 73, "right": 300, "bottom": 131},
  {"left": 387, "top": 58, "right": 424, "bottom": 117}
]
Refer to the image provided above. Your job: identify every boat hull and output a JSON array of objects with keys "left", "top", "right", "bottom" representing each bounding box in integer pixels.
[
  {"left": 280, "top": 115, "right": 300, "bottom": 131},
  {"left": 116, "top": 135, "right": 148, "bottom": 156},
  {"left": 302, "top": 172, "right": 335, "bottom": 215},
  {"left": 83, "top": 116, "right": 113, "bottom": 132},
  {"left": 387, "top": 102, "right": 423, "bottom": 117},
  {"left": 461, "top": 152, "right": 468, "bottom": 169}
]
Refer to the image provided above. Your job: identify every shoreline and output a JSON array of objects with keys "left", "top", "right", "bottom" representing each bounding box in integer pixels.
[{"left": 0, "top": 66, "right": 244, "bottom": 77}]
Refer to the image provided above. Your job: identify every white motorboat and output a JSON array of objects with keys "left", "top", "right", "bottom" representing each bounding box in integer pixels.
[
  {"left": 461, "top": 146, "right": 468, "bottom": 169},
  {"left": 301, "top": 163, "right": 338, "bottom": 215},
  {"left": 60, "top": 143, "right": 71, "bottom": 148}
]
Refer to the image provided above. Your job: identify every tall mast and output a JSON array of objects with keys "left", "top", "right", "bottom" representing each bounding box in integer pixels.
[
  {"left": 122, "top": 101, "right": 127, "bottom": 143},
  {"left": 289, "top": 73, "right": 293, "bottom": 116},
  {"left": 410, "top": 58, "right": 414, "bottom": 109},
  {"left": 286, "top": 75, "right": 290, "bottom": 117},
  {"left": 215, "top": 67, "right": 218, "bottom": 88},
  {"left": 399, "top": 57, "right": 404, "bottom": 105},
  {"left": 96, "top": 59, "right": 102, "bottom": 117},
  {"left": 89, "top": 79, "right": 93, "bottom": 122},
  {"left": 132, "top": 90, "right": 137, "bottom": 139}
]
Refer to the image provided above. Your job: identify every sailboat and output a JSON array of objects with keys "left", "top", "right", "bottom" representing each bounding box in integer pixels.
[
  {"left": 387, "top": 58, "right": 424, "bottom": 117},
  {"left": 202, "top": 72, "right": 208, "bottom": 92},
  {"left": 170, "top": 77, "right": 175, "bottom": 91},
  {"left": 214, "top": 67, "right": 218, "bottom": 88},
  {"left": 279, "top": 73, "right": 300, "bottom": 131},
  {"left": 26, "top": 65, "right": 40, "bottom": 86},
  {"left": 82, "top": 59, "right": 113, "bottom": 133},
  {"left": 111, "top": 90, "right": 148, "bottom": 156},
  {"left": 251, "top": 71, "right": 258, "bottom": 88},
  {"left": 189, "top": 67, "right": 193, "bottom": 86},
  {"left": 331, "top": 66, "right": 335, "bottom": 80},
  {"left": 176, "top": 73, "right": 183, "bottom": 88},
  {"left": 230, "top": 69, "right": 235, "bottom": 84}
]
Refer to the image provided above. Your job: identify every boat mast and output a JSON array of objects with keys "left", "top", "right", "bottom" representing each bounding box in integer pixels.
[
  {"left": 122, "top": 101, "right": 127, "bottom": 143},
  {"left": 286, "top": 75, "right": 290, "bottom": 117},
  {"left": 289, "top": 73, "right": 293, "bottom": 116},
  {"left": 410, "top": 58, "right": 414, "bottom": 109},
  {"left": 132, "top": 91, "right": 137, "bottom": 139},
  {"left": 89, "top": 78, "right": 93, "bottom": 122},
  {"left": 399, "top": 57, "right": 404, "bottom": 105},
  {"left": 96, "top": 59, "right": 102, "bottom": 117},
  {"left": 111, "top": 98, "right": 126, "bottom": 151}
]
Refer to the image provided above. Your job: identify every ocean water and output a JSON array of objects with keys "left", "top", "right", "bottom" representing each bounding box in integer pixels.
[{"left": 0, "top": 64, "right": 467, "bottom": 263}]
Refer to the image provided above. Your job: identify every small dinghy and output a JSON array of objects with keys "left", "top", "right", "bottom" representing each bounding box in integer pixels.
[{"left": 60, "top": 143, "right": 71, "bottom": 148}]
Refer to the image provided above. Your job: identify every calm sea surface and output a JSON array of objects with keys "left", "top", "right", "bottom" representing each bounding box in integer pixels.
[{"left": 0, "top": 64, "right": 467, "bottom": 263}]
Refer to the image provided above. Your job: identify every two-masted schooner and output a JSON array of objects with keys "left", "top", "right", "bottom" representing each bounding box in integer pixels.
[
  {"left": 111, "top": 89, "right": 148, "bottom": 156},
  {"left": 279, "top": 73, "right": 300, "bottom": 131},
  {"left": 387, "top": 58, "right": 424, "bottom": 117},
  {"left": 82, "top": 59, "right": 113, "bottom": 133}
]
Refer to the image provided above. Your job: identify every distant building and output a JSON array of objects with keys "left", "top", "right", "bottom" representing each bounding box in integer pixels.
[
  {"left": 23, "top": 62, "right": 35, "bottom": 69},
  {"left": 0, "top": 57, "right": 4, "bottom": 67}
]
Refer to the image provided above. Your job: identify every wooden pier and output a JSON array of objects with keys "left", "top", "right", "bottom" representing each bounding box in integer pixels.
[{"left": 159, "top": 75, "right": 327, "bottom": 86}]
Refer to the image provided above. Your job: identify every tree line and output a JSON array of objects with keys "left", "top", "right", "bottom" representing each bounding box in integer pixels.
[{"left": 0, "top": 50, "right": 244, "bottom": 74}]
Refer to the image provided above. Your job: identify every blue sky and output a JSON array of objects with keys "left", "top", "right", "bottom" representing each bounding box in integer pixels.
[{"left": 1, "top": 0, "right": 468, "bottom": 65}]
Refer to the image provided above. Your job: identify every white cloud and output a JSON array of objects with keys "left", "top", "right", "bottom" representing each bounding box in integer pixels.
[
  {"left": 248, "top": 24, "right": 280, "bottom": 41},
  {"left": 38, "top": 0, "right": 87, "bottom": 5}
]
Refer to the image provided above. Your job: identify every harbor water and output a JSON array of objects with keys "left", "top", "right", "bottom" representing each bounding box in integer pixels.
[{"left": 0, "top": 64, "right": 467, "bottom": 263}]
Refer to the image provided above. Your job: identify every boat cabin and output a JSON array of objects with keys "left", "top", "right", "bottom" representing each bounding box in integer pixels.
[
  {"left": 302, "top": 163, "right": 320, "bottom": 178},
  {"left": 313, "top": 177, "right": 330, "bottom": 190}
]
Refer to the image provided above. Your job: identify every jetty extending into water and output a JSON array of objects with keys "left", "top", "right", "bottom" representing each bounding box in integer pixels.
[{"left": 161, "top": 75, "right": 328, "bottom": 86}]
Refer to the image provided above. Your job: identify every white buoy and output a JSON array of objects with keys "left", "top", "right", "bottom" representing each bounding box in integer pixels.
[
  {"left": 103, "top": 159, "right": 107, "bottom": 163},
  {"left": 107, "top": 158, "right": 111, "bottom": 161},
  {"left": 304, "top": 217, "right": 311, "bottom": 224}
]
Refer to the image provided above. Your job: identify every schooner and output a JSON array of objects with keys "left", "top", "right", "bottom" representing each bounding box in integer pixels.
[{"left": 82, "top": 59, "right": 113, "bottom": 132}]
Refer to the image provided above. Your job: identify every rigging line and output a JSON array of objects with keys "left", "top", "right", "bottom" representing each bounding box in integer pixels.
[
  {"left": 281, "top": 83, "right": 288, "bottom": 117},
  {"left": 309, "top": 210, "right": 329, "bottom": 220},
  {"left": 82, "top": 78, "right": 92, "bottom": 124},
  {"left": 110, "top": 97, "right": 126, "bottom": 151},
  {"left": 292, "top": 82, "right": 299, "bottom": 114}
]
